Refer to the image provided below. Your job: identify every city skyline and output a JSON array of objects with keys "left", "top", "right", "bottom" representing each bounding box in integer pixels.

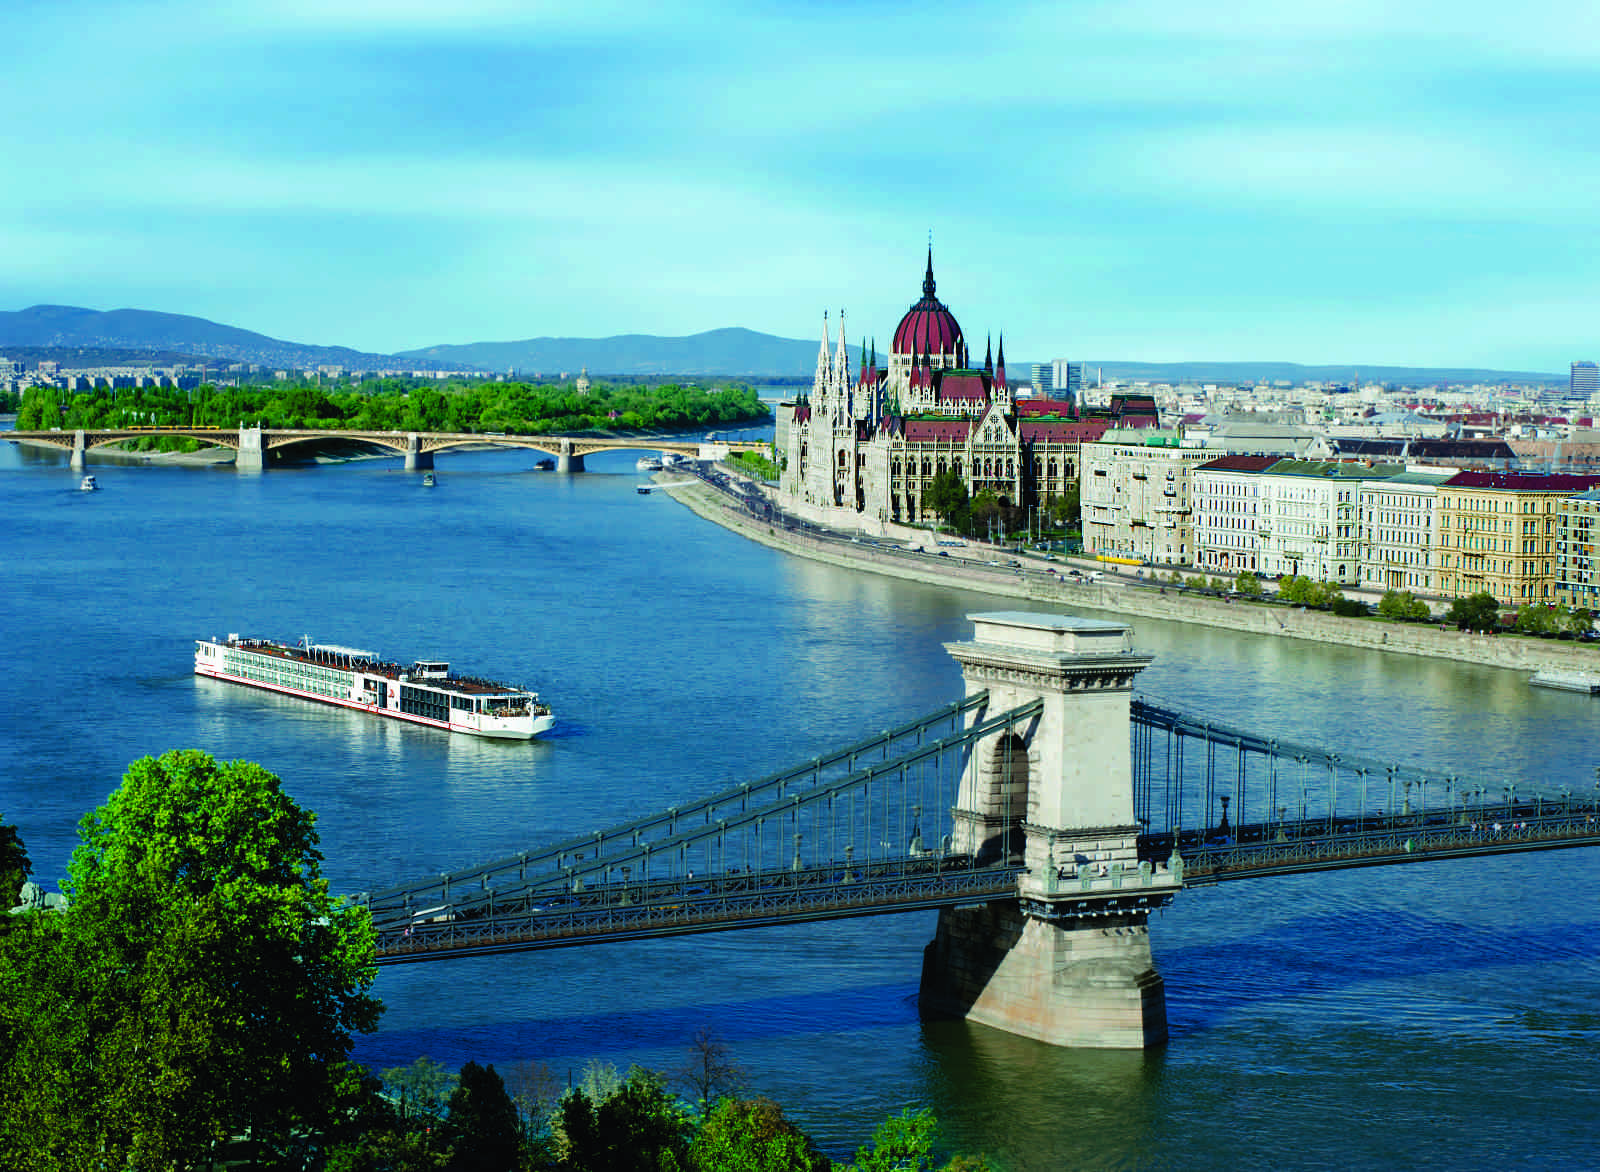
[{"left": 2, "top": 1, "right": 1595, "bottom": 371}]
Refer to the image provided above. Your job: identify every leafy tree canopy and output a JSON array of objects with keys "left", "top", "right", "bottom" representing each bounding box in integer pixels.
[
  {"left": 0, "top": 750, "right": 380, "bottom": 1170},
  {"left": 1445, "top": 591, "right": 1501, "bottom": 632},
  {"left": 0, "top": 813, "right": 29, "bottom": 910}
]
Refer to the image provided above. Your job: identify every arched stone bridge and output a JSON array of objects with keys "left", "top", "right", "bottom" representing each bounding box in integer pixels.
[{"left": 5, "top": 425, "right": 766, "bottom": 471}]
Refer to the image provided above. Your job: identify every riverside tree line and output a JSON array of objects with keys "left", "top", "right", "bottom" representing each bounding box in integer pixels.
[
  {"left": 0, "top": 753, "right": 989, "bottom": 1171},
  {"left": 14, "top": 379, "right": 769, "bottom": 439}
]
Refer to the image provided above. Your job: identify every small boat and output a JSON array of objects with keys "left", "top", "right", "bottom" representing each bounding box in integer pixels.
[
  {"left": 636, "top": 456, "right": 664, "bottom": 472},
  {"left": 422, "top": 472, "right": 436, "bottom": 487},
  {"left": 636, "top": 484, "right": 654, "bottom": 495},
  {"left": 79, "top": 475, "right": 97, "bottom": 492},
  {"left": 535, "top": 458, "right": 556, "bottom": 471}
]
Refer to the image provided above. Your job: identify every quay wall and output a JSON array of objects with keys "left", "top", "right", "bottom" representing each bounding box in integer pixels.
[{"left": 671, "top": 478, "right": 1600, "bottom": 679}]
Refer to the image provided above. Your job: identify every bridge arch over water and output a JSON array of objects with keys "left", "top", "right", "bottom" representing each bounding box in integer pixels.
[{"left": 5, "top": 425, "right": 763, "bottom": 471}]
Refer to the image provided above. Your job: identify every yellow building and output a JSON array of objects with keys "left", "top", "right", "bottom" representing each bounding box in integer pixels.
[{"left": 1435, "top": 472, "right": 1600, "bottom": 606}]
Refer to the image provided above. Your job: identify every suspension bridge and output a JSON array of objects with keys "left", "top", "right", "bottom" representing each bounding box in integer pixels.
[{"left": 358, "top": 611, "right": 1600, "bottom": 1049}]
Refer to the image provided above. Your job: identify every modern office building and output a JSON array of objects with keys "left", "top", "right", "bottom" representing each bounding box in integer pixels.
[
  {"left": 1572, "top": 361, "right": 1598, "bottom": 402},
  {"left": 1029, "top": 363, "right": 1053, "bottom": 397},
  {"left": 1051, "top": 360, "right": 1083, "bottom": 405}
]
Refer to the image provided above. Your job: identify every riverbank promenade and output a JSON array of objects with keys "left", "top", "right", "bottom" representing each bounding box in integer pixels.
[{"left": 667, "top": 465, "right": 1600, "bottom": 681}]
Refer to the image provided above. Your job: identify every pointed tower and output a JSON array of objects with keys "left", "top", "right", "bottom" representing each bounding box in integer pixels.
[
  {"left": 813, "top": 312, "right": 831, "bottom": 411},
  {"left": 834, "top": 311, "right": 852, "bottom": 429},
  {"left": 995, "top": 335, "right": 1007, "bottom": 391},
  {"left": 984, "top": 335, "right": 994, "bottom": 377}
]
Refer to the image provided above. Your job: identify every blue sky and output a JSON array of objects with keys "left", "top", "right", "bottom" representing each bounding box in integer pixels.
[{"left": 2, "top": 0, "right": 1595, "bottom": 372}]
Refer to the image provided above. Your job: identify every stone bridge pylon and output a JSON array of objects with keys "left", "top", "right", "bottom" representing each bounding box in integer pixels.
[{"left": 919, "top": 612, "right": 1182, "bottom": 1048}]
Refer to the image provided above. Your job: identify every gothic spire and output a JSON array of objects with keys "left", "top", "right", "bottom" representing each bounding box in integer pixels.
[
  {"left": 995, "top": 334, "right": 1007, "bottom": 387},
  {"left": 922, "top": 244, "right": 936, "bottom": 300},
  {"left": 984, "top": 334, "right": 993, "bottom": 376}
]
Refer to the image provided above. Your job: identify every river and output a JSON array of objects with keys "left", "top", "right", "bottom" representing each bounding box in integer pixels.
[{"left": 4, "top": 430, "right": 1598, "bottom": 1170}]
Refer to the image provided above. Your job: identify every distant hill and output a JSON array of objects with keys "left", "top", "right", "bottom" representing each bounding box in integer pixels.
[
  {"left": 399, "top": 326, "right": 859, "bottom": 378},
  {"left": 0, "top": 305, "right": 1566, "bottom": 386},
  {"left": 0, "top": 305, "right": 445, "bottom": 372}
]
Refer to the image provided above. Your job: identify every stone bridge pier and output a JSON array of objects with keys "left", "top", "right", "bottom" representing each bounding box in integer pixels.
[
  {"left": 556, "top": 438, "right": 585, "bottom": 474},
  {"left": 235, "top": 424, "right": 264, "bottom": 472},
  {"left": 919, "top": 612, "right": 1181, "bottom": 1049},
  {"left": 405, "top": 433, "right": 434, "bottom": 471},
  {"left": 70, "top": 430, "right": 86, "bottom": 469}
]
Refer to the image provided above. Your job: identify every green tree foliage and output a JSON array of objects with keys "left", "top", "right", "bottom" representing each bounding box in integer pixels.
[
  {"left": 0, "top": 813, "right": 29, "bottom": 910},
  {"left": 1276, "top": 575, "right": 1344, "bottom": 608},
  {"left": 689, "top": 1097, "right": 831, "bottom": 1172},
  {"left": 558, "top": 1068, "right": 693, "bottom": 1172},
  {"left": 439, "top": 1061, "right": 523, "bottom": 1172},
  {"left": 1568, "top": 607, "right": 1594, "bottom": 635},
  {"left": 1446, "top": 591, "right": 1501, "bottom": 632},
  {"left": 1513, "top": 604, "right": 1562, "bottom": 635},
  {"left": 0, "top": 750, "right": 381, "bottom": 1170},
  {"left": 15, "top": 379, "right": 768, "bottom": 436},
  {"left": 839, "top": 1107, "right": 993, "bottom": 1172},
  {"left": 924, "top": 468, "right": 970, "bottom": 532},
  {"left": 1233, "top": 571, "right": 1263, "bottom": 597},
  {"left": 384, "top": 1055, "right": 459, "bottom": 1121},
  {"left": 1377, "top": 590, "right": 1431, "bottom": 621}
]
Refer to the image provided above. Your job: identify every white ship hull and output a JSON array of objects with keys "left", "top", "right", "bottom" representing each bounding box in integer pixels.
[{"left": 194, "top": 636, "right": 555, "bottom": 740}]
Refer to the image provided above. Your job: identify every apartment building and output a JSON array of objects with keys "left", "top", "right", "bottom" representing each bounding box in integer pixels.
[
  {"left": 1192, "top": 455, "right": 1278, "bottom": 573},
  {"left": 1435, "top": 472, "right": 1600, "bottom": 605},
  {"left": 1556, "top": 488, "right": 1600, "bottom": 609},
  {"left": 1080, "top": 431, "right": 1215, "bottom": 566},
  {"left": 1254, "top": 461, "right": 1383, "bottom": 584},
  {"left": 1357, "top": 469, "right": 1452, "bottom": 594}
]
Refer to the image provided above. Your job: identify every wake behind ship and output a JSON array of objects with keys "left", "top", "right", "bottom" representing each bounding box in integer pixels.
[{"left": 194, "top": 634, "right": 555, "bottom": 740}]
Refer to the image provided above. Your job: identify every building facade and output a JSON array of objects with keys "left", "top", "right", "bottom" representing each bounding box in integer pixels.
[
  {"left": 1556, "top": 488, "right": 1600, "bottom": 609},
  {"left": 1080, "top": 432, "right": 1213, "bottom": 565},
  {"left": 1356, "top": 469, "right": 1451, "bottom": 594},
  {"left": 1434, "top": 472, "right": 1600, "bottom": 605}
]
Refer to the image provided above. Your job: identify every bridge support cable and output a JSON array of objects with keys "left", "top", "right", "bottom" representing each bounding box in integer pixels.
[
  {"left": 1130, "top": 695, "right": 1600, "bottom": 881},
  {"left": 362, "top": 692, "right": 992, "bottom": 908},
  {"left": 368, "top": 698, "right": 1042, "bottom": 960}
]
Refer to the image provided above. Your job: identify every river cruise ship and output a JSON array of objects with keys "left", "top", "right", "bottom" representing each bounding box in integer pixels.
[{"left": 194, "top": 634, "right": 555, "bottom": 740}]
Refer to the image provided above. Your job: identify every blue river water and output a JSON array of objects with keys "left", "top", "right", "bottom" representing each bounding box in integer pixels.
[{"left": 4, "top": 430, "right": 1600, "bottom": 1170}]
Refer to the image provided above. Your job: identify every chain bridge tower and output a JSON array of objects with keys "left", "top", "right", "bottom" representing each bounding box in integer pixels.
[{"left": 920, "top": 612, "right": 1181, "bottom": 1048}]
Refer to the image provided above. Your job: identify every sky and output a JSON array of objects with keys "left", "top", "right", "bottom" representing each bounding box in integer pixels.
[{"left": 1, "top": 0, "right": 1596, "bottom": 372}]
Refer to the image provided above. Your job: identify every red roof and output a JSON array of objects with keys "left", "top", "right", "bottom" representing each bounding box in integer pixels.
[
  {"left": 1196, "top": 454, "right": 1279, "bottom": 473},
  {"left": 1015, "top": 399, "right": 1073, "bottom": 417},
  {"left": 1444, "top": 471, "right": 1600, "bottom": 491},
  {"left": 1020, "top": 420, "right": 1110, "bottom": 443},
  {"left": 903, "top": 419, "right": 976, "bottom": 442},
  {"left": 938, "top": 372, "right": 989, "bottom": 402}
]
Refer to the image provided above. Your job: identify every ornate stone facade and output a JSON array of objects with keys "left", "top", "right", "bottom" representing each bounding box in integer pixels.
[{"left": 778, "top": 252, "right": 1103, "bottom": 528}]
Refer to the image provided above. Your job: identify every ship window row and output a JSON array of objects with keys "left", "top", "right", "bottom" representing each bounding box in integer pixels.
[
  {"left": 400, "top": 684, "right": 450, "bottom": 722},
  {"left": 223, "top": 654, "right": 344, "bottom": 697}
]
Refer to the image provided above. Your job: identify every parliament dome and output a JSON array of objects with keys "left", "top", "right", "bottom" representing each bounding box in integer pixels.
[{"left": 892, "top": 250, "right": 964, "bottom": 360}]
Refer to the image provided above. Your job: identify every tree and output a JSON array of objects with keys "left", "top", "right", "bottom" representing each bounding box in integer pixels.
[
  {"left": 1377, "top": 590, "right": 1430, "bottom": 621},
  {"left": 689, "top": 1096, "right": 830, "bottom": 1172},
  {"left": 0, "top": 813, "right": 28, "bottom": 910},
  {"left": 1446, "top": 591, "right": 1501, "bottom": 632},
  {"left": 558, "top": 1068, "right": 692, "bottom": 1172},
  {"left": 841, "top": 1108, "right": 993, "bottom": 1172},
  {"left": 923, "top": 468, "right": 969, "bottom": 531},
  {"left": 1233, "top": 571, "right": 1263, "bottom": 597},
  {"left": 676, "top": 1023, "right": 744, "bottom": 1117},
  {"left": 0, "top": 750, "right": 381, "bottom": 1170},
  {"left": 384, "top": 1056, "right": 459, "bottom": 1122},
  {"left": 438, "top": 1061, "right": 522, "bottom": 1172}
]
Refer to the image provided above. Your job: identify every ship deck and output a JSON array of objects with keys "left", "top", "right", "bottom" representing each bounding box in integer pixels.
[{"left": 215, "top": 639, "right": 535, "bottom": 697}]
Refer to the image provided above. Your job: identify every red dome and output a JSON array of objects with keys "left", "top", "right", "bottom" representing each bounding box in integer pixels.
[{"left": 892, "top": 251, "right": 964, "bottom": 359}]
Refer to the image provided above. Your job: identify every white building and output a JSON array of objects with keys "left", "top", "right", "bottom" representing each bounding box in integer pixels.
[
  {"left": 1253, "top": 461, "right": 1390, "bottom": 584},
  {"left": 1080, "top": 431, "right": 1215, "bottom": 566},
  {"left": 1192, "top": 455, "right": 1280, "bottom": 574},
  {"left": 1356, "top": 469, "right": 1452, "bottom": 594}
]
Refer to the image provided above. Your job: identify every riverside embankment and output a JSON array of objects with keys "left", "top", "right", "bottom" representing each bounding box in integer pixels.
[{"left": 670, "top": 474, "right": 1600, "bottom": 679}]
